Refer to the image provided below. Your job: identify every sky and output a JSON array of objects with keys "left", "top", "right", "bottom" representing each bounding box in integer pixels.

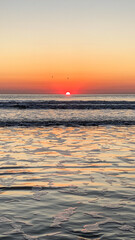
[{"left": 0, "top": 0, "right": 135, "bottom": 94}]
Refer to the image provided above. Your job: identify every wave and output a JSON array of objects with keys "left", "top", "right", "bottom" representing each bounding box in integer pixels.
[
  {"left": 0, "top": 100, "right": 135, "bottom": 109},
  {"left": 0, "top": 119, "right": 135, "bottom": 127}
]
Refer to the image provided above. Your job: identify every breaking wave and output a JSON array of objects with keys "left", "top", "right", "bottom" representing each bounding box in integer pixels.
[
  {"left": 0, "top": 119, "right": 135, "bottom": 127},
  {"left": 0, "top": 100, "right": 135, "bottom": 109}
]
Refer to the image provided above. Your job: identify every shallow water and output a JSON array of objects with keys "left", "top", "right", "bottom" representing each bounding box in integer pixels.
[{"left": 0, "top": 126, "right": 135, "bottom": 240}]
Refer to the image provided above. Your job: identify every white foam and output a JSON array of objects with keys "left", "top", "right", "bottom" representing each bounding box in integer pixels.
[
  {"left": 23, "top": 233, "right": 38, "bottom": 240},
  {"left": 0, "top": 217, "right": 12, "bottom": 223},
  {"left": 0, "top": 177, "right": 16, "bottom": 187},
  {"left": 119, "top": 225, "right": 135, "bottom": 232},
  {"left": 104, "top": 203, "right": 123, "bottom": 209},
  {"left": 81, "top": 223, "right": 100, "bottom": 232},
  {"left": 51, "top": 207, "right": 77, "bottom": 227},
  {"left": 31, "top": 186, "right": 48, "bottom": 200},
  {"left": 11, "top": 222, "right": 23, "bottom": 233},
  {"left": 84, "top": 211, "right": 103, "bottom": 218}
]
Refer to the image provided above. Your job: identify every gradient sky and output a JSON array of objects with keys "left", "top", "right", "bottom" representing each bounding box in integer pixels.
[{"left": 0, "top": 0, "right": 135, "bottom": 94}]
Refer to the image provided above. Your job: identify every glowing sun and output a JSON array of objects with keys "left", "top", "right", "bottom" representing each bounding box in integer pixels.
[{"left": 66, "top": 92, "right": 71, "bottom": 96}]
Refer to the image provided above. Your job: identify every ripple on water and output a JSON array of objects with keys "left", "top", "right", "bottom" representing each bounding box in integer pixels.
[{"left": 0, "top": 126, "right": 135, "bottom": 240}]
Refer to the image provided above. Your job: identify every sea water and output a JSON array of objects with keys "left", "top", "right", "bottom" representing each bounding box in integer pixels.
[{"left": 0, "top": 94, "right": 135, "bottom": 239}]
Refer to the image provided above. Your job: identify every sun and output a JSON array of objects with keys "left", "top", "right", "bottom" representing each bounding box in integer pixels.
[{"left": 66, "top": 92, "right": 71, "bottom": 96}]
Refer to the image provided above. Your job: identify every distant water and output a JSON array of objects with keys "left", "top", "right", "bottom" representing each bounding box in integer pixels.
[
  {"left": 0, "top": 94, "right": 135, "bottom": 126},
  {"left": 0, "top": 94, "right": 135, "bottom": 240}
]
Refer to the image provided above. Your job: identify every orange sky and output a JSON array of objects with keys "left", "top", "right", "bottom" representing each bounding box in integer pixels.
[{"left": 0, "top": 0, "right": 135, "bottom": 94}]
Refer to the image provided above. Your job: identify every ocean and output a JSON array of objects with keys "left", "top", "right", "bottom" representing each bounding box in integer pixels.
[{"left": 0, "top": 94, "right": 135, "bottom": 240}]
